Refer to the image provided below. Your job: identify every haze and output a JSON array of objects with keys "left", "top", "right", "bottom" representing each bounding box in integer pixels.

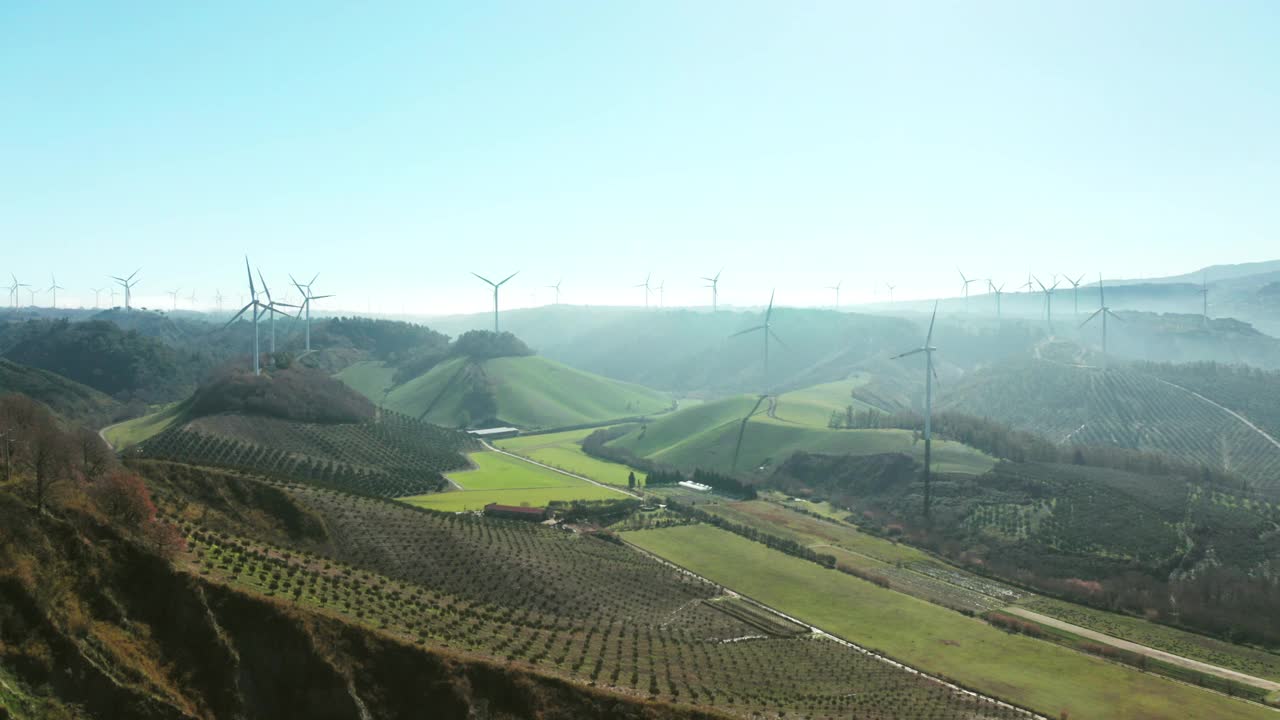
[{"left": 3, "top": 2, "right": 1278, "bottom": 313}]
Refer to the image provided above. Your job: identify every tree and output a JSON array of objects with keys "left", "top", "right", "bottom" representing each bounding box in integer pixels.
[
  {"left": 76, "top": 426, "right": 114, "bottom": 481},
  {"left": 628, "top": 471, "right": 637, "bottom": 489},
  {"left": 92, "top": 469, "right": 156, "bottom": 526}
]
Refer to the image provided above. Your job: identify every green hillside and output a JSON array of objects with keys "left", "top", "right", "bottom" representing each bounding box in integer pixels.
[
  {"left": 368, "top": 355, "right": 670, "bottom": 429},
  {"left": 0, "top": 357, "right": 121, "bottom": 425},
  {"left": 611, "top": 392, "right": 993, "bottom": 475},
  {"left": 771, "top": 374, "right": 879, "bottom": 427}
]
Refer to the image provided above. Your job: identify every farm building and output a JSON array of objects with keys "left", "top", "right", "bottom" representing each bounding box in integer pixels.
[
  {"left": 468, "top": 427, "right": 521, "bottom": 440},
  {"left": 678, "top": 480, "right": 712, "bottom": 492},
  {"left": 483, "top": 503, "right": 548, "bottom": 521}
]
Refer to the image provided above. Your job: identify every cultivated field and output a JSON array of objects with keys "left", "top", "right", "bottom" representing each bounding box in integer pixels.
[
  {"left": 178, "top": 483, "right": 1026, "bottom": 719},
  {"left": 625, "top": 524, "right": 1275, "bottom": 720},
  {"left": 102, "top": 402, "right": 183, "bottom": 448},
  {"left": 402, "top": 451, "right": 630, "bottom": 511},
  {"left": 497, "top": 428, "right": 648, "bottom": 486}
]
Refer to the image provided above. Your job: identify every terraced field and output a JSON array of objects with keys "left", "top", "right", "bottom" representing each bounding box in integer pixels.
[
  {"left": 138, "top": 411, "right": 476, "bottom": 498},
  {"left": 942, "top": 361, "right": 1280, "bottom": 494},
  {"left": 176, "top": 483, "right": 1027, "bottom": 719}
]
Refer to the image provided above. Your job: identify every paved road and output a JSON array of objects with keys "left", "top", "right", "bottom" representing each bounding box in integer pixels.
[{"left": 1004, "top": 607, "right": 1280, "bottom": 693}]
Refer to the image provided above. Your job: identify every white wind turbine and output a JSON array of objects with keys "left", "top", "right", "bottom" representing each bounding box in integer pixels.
[
  {"left": 1081, "top": 274, "right": 1123, "bottom": 362},
  {"left": 7, "top": 275, "right": 30, "bottom": 308},
  {"left": 1065, "top": 274, "right": 1086, "bottom": 316},
  {"left": 730, "top": 290, "right": 785, "bottom": 390},
  {"left": 1035, "top": 276, "right": 1061, "bottom": 332},
  {"left": 91, "top": 288, "right": 105, "bottom": 309},
  {"left": 166, "top": 288, "right": 181, "bottom": 311},
  {"left": 885, "top": 283, "right": 896, "bottom": 304},
  {"left": 827, "top": 281, "right": 842, "bottom": 310},
  {"left": 224, "top": 257, "right": 290, "bottom": 375},
  {"left": 46, "top": 275, "right": 65, "bottom": 309},
  {"left": 471, "top": 271, "right": 519, "bottom": 332},
  {"left": 111, "top": 269, "right": 141, "bottom": 311},
  {"left": 958, "top": 270, "right": 979, "bottom": 312},
  {"left": 255, "top": 270, "right": 297, "bottom": 353},
  {"left": 290, "top": 273, "right": 334, "bottom": 353},
  {"left": 988, "top": 280, "right": 1005, "bottom": 319},
  {"left": 546, "top": 278, "right": 562, "bottom": 305},
  {"left": 634, "top": 272, "right": 652, "bottom": 308},
  {"left": 892, "top": 301, "right": 939, "bottom": 520},
  {"left": 702, "top": 269, "right": 723, "bottom": 311}
]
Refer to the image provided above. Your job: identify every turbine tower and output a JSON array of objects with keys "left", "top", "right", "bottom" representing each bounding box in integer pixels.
[
  {"left": 988, "top": 280, "right": 1005, "bottom": 319},
  {"left": 657, "top": 279, "right": 665, "bottom": 308},
  {"left": 215, "top": 290, "right": 224, "bottom": 313},
  {"left": 188, "top": 289, "right": 198, "bottom": 309},
  {"left": 290, "top": 273, "right": 334, "bottom": 352},
  {"left": 472, "top": 271, "right": 518, "bottom": 332},
  {"left": 224, "top": 257, "right": 288, "bottom": 375},
  {"left": 167, "top": 288, "right": 181, "bottom": 311},
  {"left": 827, "top": 281, "right": 842, "bottom": 310},
  {"left": 730, "top": 290, "right": 784, "bottom": 390},
  {"left": 111, "top": 269, "right": 141, "bottom": 311},
  {"left": 46, "top": 275, "right": 65, "bottom": 309},
  {"left": 1081, "top": 274, "right": 1123, "bottom": 361},
  {"left": 91, "top": 288, "right": 104, "bottom": 309},
  {"left": 546, "top": 279, "right": 562, "bottom": 305},
  {"left": 255, "top": 270, "right": 297, "bottom": 353},
  {"left": 958, "top": 270, "right": 979, "bottom": 312},
  {"left": 1035, "top": 276, "right": 1060, "bottom": 332},
  {"left": 634, "top": 272, "right": 652, "bottom": 308},
  {"left": 892, "top": 301, "right": 939, "bottom": 520},
  {"left": 7, "top": 275, "right": 29, "bottom": 309},
  {"left": 1065, "top": 274, "right": 1086, "bottom": 316},
  {"left": 885, "top": 283, "right": 895, "bottom": 304},
  {"left": 1198, "top": 271, "right": 1209, "bottom": 324},
  {"left": 702, "top": 269, "right": 722, "bottom": 312}
]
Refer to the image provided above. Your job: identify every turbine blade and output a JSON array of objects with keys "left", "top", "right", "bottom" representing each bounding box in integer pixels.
[
  {"left": 498, "top": 271, "right": 519, "bottom": 286},
  {"left": 768, "top": 328, "right": 788, "bottom": 349},
  {"left": 925, "top": 301, "right": 938, "bottom": 345},
  {"left": 892, "top": 347, "right": 926, "bottom": 360},
  {"left": 223, "top": 303, "right": 253, "bottom": 328},
  {"left": 471, "top": 272, "right": 495, "bottom": 286},
  {"left": 311, "top": 294, "right": 335, "bottom": 299},
  {"left": 730, "top": 325, "right": 765, "bottom": 338},
  {"left": 1080, "top": 308, "right": 1103, "bottom": 327},
  {"left": 1106, "top": 309, "right": 1124, "bottom": 322},
  {"left": 765, "top": 289, "right": 775, "bottom": 320},
  {"left": 309, "top": 273, "right": 319, "bottom": 286}
]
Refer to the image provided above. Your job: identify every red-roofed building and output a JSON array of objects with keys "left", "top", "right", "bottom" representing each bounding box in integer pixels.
[{"left": 483, "top": 503, "right": 548, "bottom": 521}]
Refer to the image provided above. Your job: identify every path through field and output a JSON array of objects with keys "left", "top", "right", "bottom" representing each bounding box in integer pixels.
[
  {"left": 1004, "top": 607, "right": 1280, "bottom": 694},
  {"left": 1147, "top": 376, "right": 1280, "bottom": 452},
  {"left": 480, "top": 440, "right": 639, "bottom": 498}
]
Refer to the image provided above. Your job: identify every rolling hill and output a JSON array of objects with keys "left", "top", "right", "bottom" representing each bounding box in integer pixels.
[
  {"left": 609, "top": 391, "right": 994, "bottom": 476},
  {"left": 0, "top": 357, "right": 122, "bottom": 425},
  {"left": 347, "top": 354, "right": 672, "bottom": 429},
  {"left": 940, "top": 358, "right": 1280, "bottom": 496}
]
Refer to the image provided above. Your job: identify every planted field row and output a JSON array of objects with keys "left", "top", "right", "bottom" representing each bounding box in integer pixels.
[{"left": 177, "top": 487, "right": 1024, "bottom": 718}]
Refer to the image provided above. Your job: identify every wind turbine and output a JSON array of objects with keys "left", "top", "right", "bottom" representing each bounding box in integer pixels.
[
  {"left": 1197, "top": 271, "right": 1210, "bottom": 324},
  {"left": 109, "top": 287, "right": 118, "bottom": 307},
  {"left": 827, "top": 281, "right": 842, "bottom": 310},
  {"left": 657, "top": 279, "right": 665, "bottom": 308},
  {"left": 892, "top": 302, "right": 939, "bottom": 521},
  {"left": 187, "top": 289, "right": 198, "bottom": 309},
  {"left": 634, "top": 272, "right": 652, "bottom": 308},
  {"left": 215, "top": 290, "right": 224, "bottom": 313},
  {"left": 1081, "top": 274, "right": 1123, "bottom": 361},
  {"left": 91, "top": 288, "right": 104, "bottom": 309},
  {"left": 471, "top": 271, "right": 518, "bottom": 332},
  {"left": 7, "top": 275, "right": 29, "bottom": 309},
  {"left": 290, "top": 273, "right": 334, "bottom": 352},
  {"left": 255, "top": 270, "right": 297, "bottom": 353},
  {"left": 111, "top": 269, "right": 141, "bottom": 311},
  {"left": 1020, "top": 274, "right": 1035, "bottom": 294},
  {"left": 166, "top": 288, "right": 181, "bottom": 311},
  {"left": 46, "top": 275, "right": 65, "bottom": 309},
  {"left": 885, "top": 283, "right": 895, "bottom": 304},
  {"left": 730, "top": 290, "right": 784, "bottom": 390},
  {"left": 1034, "top": 276, "right": 1060, "bottom": 332},
  {"left": 702, "top": 269, "right": 723, "bottom": 311},
  {"left": 988, "top": 280, "right": 1005, "bottom": 319},
  {"left": 546, "top": 279, "right": 562, "bottom": 305},
  {"left": 224, "top": 257, "right": 289, "bottom": 375},
  {"left": 1065, "top": 274, "right": 1086, "bottom": 316},
  {"left": 958, "top": 270, "right": 979, "bottom": 312}
]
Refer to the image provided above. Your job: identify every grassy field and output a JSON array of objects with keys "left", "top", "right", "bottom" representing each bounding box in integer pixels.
[
  {"left": 772, "top": 375, "right": 877, "bottom": 427},
  {"left": 334, "top": 360, "right": 396, "bottom": 400},
  {"left": 401, "top": 450, "right": 630, "bottom": 511},
  {"left": 1020, "top": 595, "right": 1280, "bottom": 683},
  {"left": 102, "top": 402, "right": 183, "bottom": 448},
  {"left": 612, "top": 395, "right": 994, "bottom": 475},
  {"left": 496, "top": 428, "right": 647, "bottom": 487},
  {"left": 379, "top": 355, "right": 670, "bottom": 429},
  {"left": 625, "top": 524, "right": 1274, "bottom": 720}
]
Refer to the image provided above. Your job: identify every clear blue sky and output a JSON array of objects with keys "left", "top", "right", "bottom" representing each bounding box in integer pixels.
[{"left": 3, "top": 2, "right": 1278, "bottom": 313}]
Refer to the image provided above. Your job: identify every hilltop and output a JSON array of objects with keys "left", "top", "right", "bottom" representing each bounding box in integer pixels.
[{"left": 0, "top": 357, "right": 122, "bottom": 426}]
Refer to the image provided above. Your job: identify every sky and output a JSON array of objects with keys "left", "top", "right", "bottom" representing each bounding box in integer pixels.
[{"left": 2, "top": 1, "right": 1279, "bottom": 315}]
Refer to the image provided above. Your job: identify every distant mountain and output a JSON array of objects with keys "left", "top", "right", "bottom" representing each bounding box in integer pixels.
[{"left": 1106, "top": 259, "right": 1280, "bottom": 286}]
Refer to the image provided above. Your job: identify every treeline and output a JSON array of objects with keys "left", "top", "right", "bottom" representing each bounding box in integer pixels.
[
  {"left": 667, "top": 499, "right": 833, "bottom": 567},
  {"left": 547, "top": 498, "right": 641, "bottom": 525},
  {"left": 187, "top": 365, "right": 375, "bottom": 424},
  {"left": 644, "top": 468, "right": 757, "bottom": 500},
  {"left": 831, "top": 406, "right": 1250, "bottom": 490},
  {"left": 315, "top": 317, "right": 450, "bottom": 364}
]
